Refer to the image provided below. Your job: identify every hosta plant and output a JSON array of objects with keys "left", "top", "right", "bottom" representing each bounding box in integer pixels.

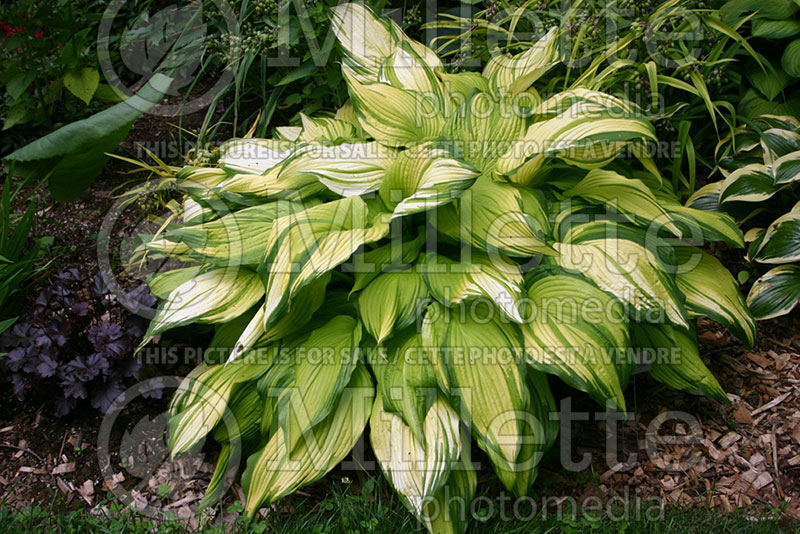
[
  {"left": 687, "top": 115, "right": 800, "bottom": 320},
  {"left": 136, "top": 4, "right": 755, "bottom": 531}
]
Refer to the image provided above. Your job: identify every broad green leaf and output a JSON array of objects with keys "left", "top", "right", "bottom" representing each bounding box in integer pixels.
[
  {"left": 144, "top": 268, "right": 265, "bottom": 344},
  {"left": 4, "top": 73, "right": 172, "bottom": 201},
  {"left": 422, "top": 302, "right": 527, "bottom": 474},
  {"left": 673, "top": 246, "right": 756, "bottom": 347},
  {"left": 782, "top": 38, "right": 800, "bottom": 77},
  {"left": 357, "top": 270, "right": 429, "bottom": 343},
  {"left": 554, "top": 239, "right": 689, "bottom": 328},
  {"left": 747, "top": 265, "right": 800, "bottom": 320},
  {"left": 370, "top": 395, "right": 461, "bottom": 516},
  {"left": 521, "top": 273, "right": 628, "bottom": 411},
  {"left": 631, "top": 324, "right": 728, "bottom": 403},
  {"left": 63, "top": 68, "right": 99, "bottom": 105},
  {"left": 563, "top": 169, "right": 682, "bottom": 236},
  {"left": 422, "top": 251, "right": 526, "bottom": 323},
  {"left": 242, "top": 363, "right": 374, "bottom": 517},
  {"left": 351, "top": 231, "right": 425, "bottom": 294},
  {"left": 379, "top": 141, "right": 479, "bottom": 218}
]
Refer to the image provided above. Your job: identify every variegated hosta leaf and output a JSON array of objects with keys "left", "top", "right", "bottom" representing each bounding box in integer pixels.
[
  {"left": 422, "top": 301, "right": 527, "bottom": 475},
  {"left": 747, "top": 265, "right": 800, "bottom": 320},
  {"left": 662, "top": 201, "right": 744, "bottom": 248},
  {"left": 331, "top": 3, "right": 440, "bottom": 85},
  {"left": 374, "top": 331, "right": 439, "bottom": 446},
  {"left": 773, "top": 149, "right": 800, "bottom": 185},
  {"left": 380, "top": 40, "right": 449, "bottom": 113},
  {"left": 141, "top": 237, "right": 193, "bottom": 258},
  {"left": 760, "top": 127, "right": 800, "bottom": 166},
  {"left": 718, "top": 163, "right": 780, "bottom": 204},
  {"left": 370, "top": 395, "right": 461, "bottom": 516},
  {"left": 534, "top": 88, "right": 636, "bottom": 118},
  {"left": 278, "top": 142, "right": 396, "bottom": 197},
  {"left": 147, "top": 266, "right": 202, "bottom": 299},
  {"left": 673, "top": 247, "right": 757, "bottom": 348},
  {"left": 272, "top": 316, "right": 362, "bottom": 438},
  {"left": 344, "top": 67, "right": 446, "bottom": 147},
  {"left": 218, "top": 139, "right": 295, "bottom": 175},
  {"left": 437, "top": 176, "right": 555, "bottom": 257},
  {"left": 259, "top": 196, "right": 389, "bottom": 329},
  {"left": 748, "top": 211, "right": 800, "bottom": 264},
  {"left": 494, "top": 370, "right": 558, "bottom": 495},
  {"left": 554, "top": 239, "right": 689, "bottom": 328},
  {"left": 168, "top": 358, "right": 268, "bottom": 456},
  {"left": 521, "top": 273, "right": 628, "bottom": 411},
  {"left": 379, "top": 141, "right": 480, "bottom": 218},
  {"left": 143, "top": 268, "right": 265, "bottom": 345},
  {"left": 357, "top": 270, "right": 429, "bottom": 343},
  {"left": 229, "top": 273, "right": 332, "bottom": 362},
  {"left": 176, "top": 166, "right": 229, "bottom": 194},
  {"left": 563, "top": 169, "right": 682, "bottom": 237},
  {"left": 351, "top": 231, "right": 426, "bottom": 293},
  {"left": 297, "top": 113, "right": 360, "bottom": 143},
  {"left": 241, "top": 363, "right": 374, "bottom": 517},
  {"left": 482, "top": 27, "right": 559, "bottom": 96},
  {"left": 436, "top": 71, "right": 491, "bottom": 99},
  {"left": 444, "top": 92, "right": 528, "bottom": 173},
  {"left": 163, "top": 201, "right": 304, "bottom": 266},
  {"left": 422, "top": 251, "right": 526, "bottom": 323},
  {"left": 496, "top": 101, "right": 656, "bottom": 185},
  {"left": 685, "top": 181, "right": 723, "bottom": 212},
  {"left": 420, "top": 450, "right": 476, "bottom": 534},
  {"left": 630, "top": 323, "right": 728, "bottom": 403},
  {"left": 215, "top": 169, "right": 326, "bottom": 205}
]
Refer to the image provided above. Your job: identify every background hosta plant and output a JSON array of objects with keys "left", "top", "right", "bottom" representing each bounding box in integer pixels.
[
  {"left": 136, "top": 4, "right": 755, "bottom": 532},
  {"left": 687, "top": 115, "right": 800, "bottom": 320}
]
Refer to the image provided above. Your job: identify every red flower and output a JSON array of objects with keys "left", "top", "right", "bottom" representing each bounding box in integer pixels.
[
  {"left": 34, "top": 30, "right": 44, "bottom": 39},
  {"left": 21, "top": 13, "right": 29, "bottom": 19}
]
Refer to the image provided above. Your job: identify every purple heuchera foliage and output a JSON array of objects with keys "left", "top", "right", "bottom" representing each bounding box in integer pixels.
[{"left": 0, "top": 268, "right": 156, "bottom": 415}]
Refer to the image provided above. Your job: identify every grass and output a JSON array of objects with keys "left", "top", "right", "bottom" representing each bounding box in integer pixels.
[{"left": 0, "top": 476, "right": 796, "bottom": 534}]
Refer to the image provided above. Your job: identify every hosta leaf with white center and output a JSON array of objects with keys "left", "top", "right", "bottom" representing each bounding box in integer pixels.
[
  {"left": 630, "top": 323, "right": 728, "bottom": 403},
  {"left": 297, "top": 113, "right": 360, "bottom": 143},
  {"left": 280, "top": 142, "right": 397, "bottom": 197},
  {"left": 259, "top": 196, "right": 389, "bottom": 329},
  {"left": 496, "top": 101, "right": 656, "bottom": 185},
  {"left": 747, "top": 265, "right": 800, "bottom": 320},
  {"left": 673, "top": 247, "right": 757, "bottom": 348},
  {"left": 168, "top": 358, "right": 269, "bottom": 456},
  {"left": 380, "top": 41, "right": 449, "bottom": 112},
  {"left": 482, "top": 27, "right": 559, "bottom": 96},
  {"left": 420, "top": 451, "right": 476, "bottom": 534},
  {"left": 661, "top": 200, "right": 744, "bottom": 248},
  {"left": 357, "top": 270, "right": 429, "bottom": 344},
  {"left": 422, "top": 301, "right": 527, "bottom": 478},
  {"left": 437, "top": 177, "right": 554, "bottom": 257},
  {"left": 215, "top": 169, "right": 326, "bottom": 205},
  {"left": 370, "top": 395, "right": 461, "bottom": 516},
  {"left": 379, "top": 141, "right": 480, "bottom": 218},
  {"left": 350, "top": 231, "right": 426, "bottom": 294},
  {"left": 554, "top": 239, "right": 689, "bottom": 328},
  {"left": 330, "top": 3, "right": 395, "bottom": 83},
  {"left": 522, "top": 273, "right": 628, "bottom": 411},
  {"left": 563, "top": 169, "right": 682, "bottom": 237},
  {"left": 273, "top": 316, "right": 362, "bottom": 437},
  {"left": 164, "top": 201, "right": 304, "bottom": 266},
  {"left": 422, "top": 251, "right": 526, "bottom": 323},
  {"left": 242, "top": 363, "right": 374, "bottom": 517},
  {"left": 218, "top": 139, "right": 295, "bottom": 175},
  {"left": 147, "top": 266, "right": 203, "bottom": 299},
  {"left": 143, "top": 268, "right": 265, "bottom": 345},
  {"left": 444, "top": 92, "right": 528, "bottom": 173},
  {"left": 373, "top": 330, "right": 439, "bottom": 446},
  {"left": 344, "top": 67, "right": 446, "bottom": 147},
  {"left": 748, "top": 211, "right": 800, "bottom": 264},
  {"left": 494, "top": 370, "right": 558, "bottom": 495}
]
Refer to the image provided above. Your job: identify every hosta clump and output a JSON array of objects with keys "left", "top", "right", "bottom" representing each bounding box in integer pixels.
[
  {"left": 140, "top": 4, "right": 755, "bottom": 531},
  {"left": 0, "top": 268, "right": 157, "bottom": 415},
  {"left": 688, "top": 115, "right": 800, "bottom": 320}
]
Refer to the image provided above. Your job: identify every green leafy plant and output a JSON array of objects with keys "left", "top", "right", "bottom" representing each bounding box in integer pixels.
[
  {"left": 135, "top": 4, "right": 755, "bottom": 533},
  {"left": 687, "top": 115, "right": 800, "bottom": 320}
]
